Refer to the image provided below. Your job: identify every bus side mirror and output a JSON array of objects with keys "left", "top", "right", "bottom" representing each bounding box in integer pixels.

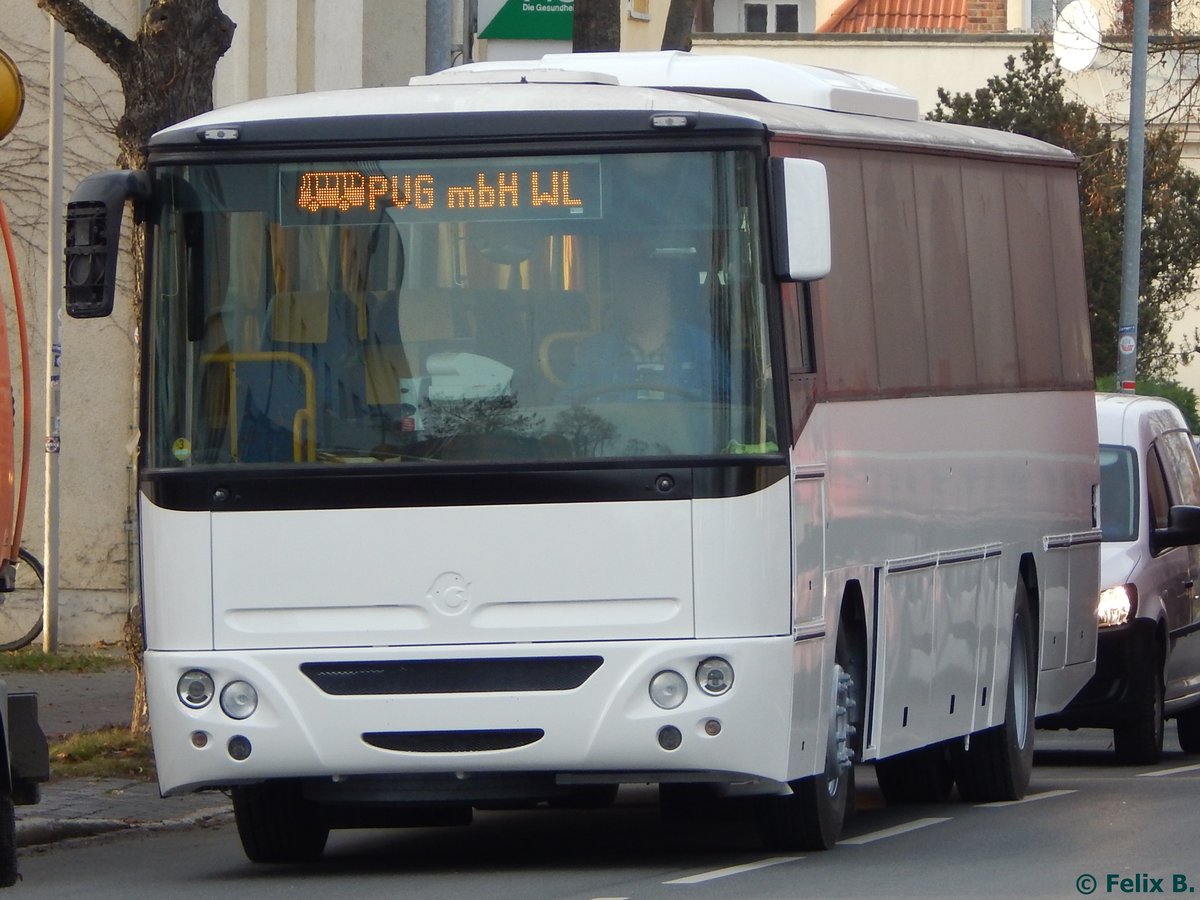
[
  {"left": 65, "top": 170, "right": 150, "bottom": 319},
  {"left": 770, "top": 157, "right": 831, "bottom": 282}
]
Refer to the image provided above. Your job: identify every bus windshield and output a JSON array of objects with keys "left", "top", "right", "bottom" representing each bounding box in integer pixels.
[{"left": 145, "top": 149, "right": 778, "bottom": 467}]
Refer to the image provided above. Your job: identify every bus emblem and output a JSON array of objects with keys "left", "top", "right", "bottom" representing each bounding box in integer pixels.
[{"left": 425, "top": 571, "right": 470, "bottom": 616}]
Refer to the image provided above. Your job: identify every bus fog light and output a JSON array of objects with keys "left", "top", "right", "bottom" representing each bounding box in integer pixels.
[
  {"left": 177, "top": 670, "right": 215, "bottom": 709},
  {"left": 658, "top": 725, "right": 683, "bottom": 750},
  {"left": 649, "top": 670, "right": 687, "bottom": 709},
  {"left": 220, "top": 681, "right": 259, "bottom": 720},
  {"left": 228, "top": 735, "right": 252, "bottom": 761},
  {"left": 696, "top": 657, "right": 734, "bottom": 695},
  {"left": 704, "top": 718, "right": 722, "bottom": 736},
  {"left": 190, "top": 731, "right": 209, "bottom": 748}
]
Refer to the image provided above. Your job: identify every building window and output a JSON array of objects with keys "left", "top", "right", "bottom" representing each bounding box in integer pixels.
[
  {"left": 742, "top": 0, "right": 810, "bottom": 32},
  {"left": 1120, "top": 0, "right": 1171, "bottom": 30}
]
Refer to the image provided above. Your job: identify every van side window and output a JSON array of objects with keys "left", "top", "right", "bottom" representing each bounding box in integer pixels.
[
  {"left": 1159, "top": 430, "right": 1200, "bottom": 506},
  {"left": 1146, "top": 446, "right": 1172, "bottom": 532}
]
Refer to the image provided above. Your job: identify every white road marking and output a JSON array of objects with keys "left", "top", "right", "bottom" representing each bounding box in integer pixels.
[
  {"left": 976, "top": 789, "right": 1077, "bottom": 808},
  {"left": 663, "top": 856, "right": 803, "bottom": 885},
  {"left": 1137, "top": 762, "right": 1200, "bottom": 777},
  {"left": 837, "top": 816, "right": 952, "bottom": 845}
]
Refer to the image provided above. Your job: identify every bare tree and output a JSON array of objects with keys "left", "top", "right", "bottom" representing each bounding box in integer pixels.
[
  {"left": 36, "top": 0, "right": 235, "bottom": 736},
  {"left": 661, "top": 0, "right": 698, "bottom": 50},
  {"left": 573, "top": 0, "right": 698, "bottom": 51},
  {"left": 572, "top": 0, "right": 621, "bottom": 51},
  {"left": 37, "top": 0, "right": 234, "bottom": 170}
]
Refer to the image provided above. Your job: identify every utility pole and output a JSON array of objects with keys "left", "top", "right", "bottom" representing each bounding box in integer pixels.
[
  {"left": 1116, "top": 0, "right": 1149, "bottom": 393},
  {"left": 42, "top": 21, "right": 63, "bottom": 651}
]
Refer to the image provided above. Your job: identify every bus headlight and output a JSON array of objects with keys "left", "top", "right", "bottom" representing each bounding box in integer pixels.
[
  {"left": 220, "top": 681, "right": 259, "bottom": 720},
  {"left": 1098, "top": 584, "right": 1135, "bottom": 628},
  {"left": 649, "top": 670, "right": 687, "bottom": 709},
  {"left": 177, "top": 670, "right": 215, "bottom": 709},
  {"left": 696, "top": 657, "right": 734, "bottom": 696}
]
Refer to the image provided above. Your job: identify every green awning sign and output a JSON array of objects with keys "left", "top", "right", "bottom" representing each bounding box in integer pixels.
[{"left": 479, "top": 0, "right": 574, "bottom": 40}]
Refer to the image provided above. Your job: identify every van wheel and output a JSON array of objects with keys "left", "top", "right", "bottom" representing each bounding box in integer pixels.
[
  {"left": 232, "top": 780, "right": 330, "bottom": 863},
  {"left": 1176, "top": 706, "right": 1200, "bottom": 753},
  {"left": 952, "top": 584, "right": 1036, "bottom": 802},
  {"left": 1114, "top": 647, "right": 1164, "bottom": 765},
  {"left": 875, "top": 743, "right": 954, "bottom": 804},
  {"left": 755, "top": 633, "right": 856, "bottom": 850}
]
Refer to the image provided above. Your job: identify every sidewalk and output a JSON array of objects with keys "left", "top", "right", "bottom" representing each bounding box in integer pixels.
[{"left": 3, "top": 666, "right": 233, "bottom": 847}]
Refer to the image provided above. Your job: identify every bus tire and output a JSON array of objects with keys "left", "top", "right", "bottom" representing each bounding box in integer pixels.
[
  {"left": 232, "top": 780, "right": 330, "bottom": 863},
  {"left": 755, "top": 636, "right": 856, "bottom": 850},
  {"left": 0, "top": 794, "right": 16, "bottom": 887},
  {"left": 874, "top": 743, "right": 954, "bottom": 804},
  {"left": 952, "top": 583, "right": 1036, "bottom": 802}
]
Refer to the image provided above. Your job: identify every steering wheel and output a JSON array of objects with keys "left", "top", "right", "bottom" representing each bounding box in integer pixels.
[{"left": 573, "top": 382, "right": 702, "bottom": 402}]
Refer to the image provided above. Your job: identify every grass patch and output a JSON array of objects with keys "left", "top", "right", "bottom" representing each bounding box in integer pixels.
[
  {"left": 50, "top": 727, "right": 155, "bottom": 781},
  {"left": 0, "top": 646, "right": 130, "bottom": 674}
]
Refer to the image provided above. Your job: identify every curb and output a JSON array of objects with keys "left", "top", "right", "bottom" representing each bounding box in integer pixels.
[{"left": 16, "top": 805, "right": 234, "bottom": 848}]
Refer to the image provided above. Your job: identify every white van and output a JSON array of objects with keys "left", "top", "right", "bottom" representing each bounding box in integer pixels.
[{"left": 1042, "top": 393, "right": 1200, "bottom": 762}]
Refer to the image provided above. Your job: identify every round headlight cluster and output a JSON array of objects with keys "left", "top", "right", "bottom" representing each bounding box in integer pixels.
[
  {"left": 649, "top": 670, "right": 688, "bottom": 709},
  {"left": 649, "top": 657, "right": 735, "bottom": 709},
  {"left": 176, "top": 670, "right": 259, "bottom": 720},
  {"left": 177, "top": 670, "right": 215, "bottom": 709},
  {"left": 220, "top": 681, "right": 259, "bottom": 720},
  {"left": 697, "top": 657, "right": 734, "bottom": 696}
]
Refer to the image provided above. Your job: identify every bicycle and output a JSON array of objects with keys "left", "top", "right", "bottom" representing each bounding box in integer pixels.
[{"left": 0, "top": 548, "right": 44, "bottom": 651}]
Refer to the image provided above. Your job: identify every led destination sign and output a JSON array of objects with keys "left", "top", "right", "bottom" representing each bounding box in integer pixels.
[{"left": 284, "top": 158, "right": 602, "bottom": 224}]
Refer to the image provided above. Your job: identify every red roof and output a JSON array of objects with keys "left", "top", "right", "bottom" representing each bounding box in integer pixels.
[{"left": 816, "top": 0, "right": 968, "bottom": 32}]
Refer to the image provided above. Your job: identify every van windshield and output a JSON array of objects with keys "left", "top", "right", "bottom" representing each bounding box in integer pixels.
[
  {"left": 144, "top": 150, "right": 778, "bottom": 467},
  {"left": 1099, "top": 444, "right": 1138, "bottom": 542}
]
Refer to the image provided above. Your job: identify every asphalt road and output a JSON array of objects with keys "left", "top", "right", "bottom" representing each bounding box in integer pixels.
[{"left": 9, "top": 724, "right": 1198, "bottom": 900}]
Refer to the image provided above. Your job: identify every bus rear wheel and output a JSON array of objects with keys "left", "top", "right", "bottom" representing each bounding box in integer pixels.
[
  {"left": 232, "top": 780, "right": 330, "bottom": 863},
  {"left": 952, "top": 584, "right": 1036, "bottom": 802},
  {"left": 874, "top": 742, "right": 954, "bottom": 804},
  {"left": 755, "top": 657, "right": 855, "bottom": 850}
]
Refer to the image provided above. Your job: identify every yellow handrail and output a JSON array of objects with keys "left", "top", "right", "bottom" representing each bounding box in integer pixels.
[
  {"left": 202, "top": 351, "right": 317, "bottom": 462},
  {"left": 537, "top": 330, "right": 592, "bottom": 386}
]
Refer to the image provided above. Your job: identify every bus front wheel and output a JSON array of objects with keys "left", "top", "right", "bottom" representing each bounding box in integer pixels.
[
  {"left": 755, "top": 648, "right": 856, "bottom": 850},
  {"left": 232, "top": 780, "right": 330, "bottom": 863}
]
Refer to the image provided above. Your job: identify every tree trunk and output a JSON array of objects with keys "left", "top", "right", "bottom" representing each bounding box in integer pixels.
[
  {"left": 661, "top": 0, "right": 698, "bottom": 50},
  {"left": 38, "top": 0, "right": 235, "bottom": 736},
  {"left": 572, "top": 0, "right": 621, "bottom": 51}
]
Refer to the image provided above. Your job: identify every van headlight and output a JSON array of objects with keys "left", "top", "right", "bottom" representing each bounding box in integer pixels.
[{"left": 1098, "top": 584, "right": 1135, "bottom": 628}]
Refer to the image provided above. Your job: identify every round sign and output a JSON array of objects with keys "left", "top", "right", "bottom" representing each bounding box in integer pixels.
[
  {"left": 0, "top": 49, "right": 24, "bottom": 140},
  {"left": 1119, "top": 334, "right": 1137, "bottom": 355}
]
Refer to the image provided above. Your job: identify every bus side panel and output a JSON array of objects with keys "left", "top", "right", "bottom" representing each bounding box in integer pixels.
[
  {"left": 798, "top": 391, "right": 1096, "bottom": 753},
  {"left": 140, "top": 496, "right": 214, "bottom": 651},
  {"left": 693, "top": 477, "right": 792, "bottom": 640}
]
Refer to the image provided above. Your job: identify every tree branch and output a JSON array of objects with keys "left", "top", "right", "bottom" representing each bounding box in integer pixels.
[{"left": 37, "top": 0, "right": 135, "bottom": 78}]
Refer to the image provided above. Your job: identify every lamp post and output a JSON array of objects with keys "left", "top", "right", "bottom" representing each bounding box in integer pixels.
[{"left": 1116, "top": 0, "right": 1149, "bottom": 393}]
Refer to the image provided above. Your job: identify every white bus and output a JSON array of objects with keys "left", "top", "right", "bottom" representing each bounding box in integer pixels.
[{"left": 64, "top": 51, "right": 1101, "bottom": 862}]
